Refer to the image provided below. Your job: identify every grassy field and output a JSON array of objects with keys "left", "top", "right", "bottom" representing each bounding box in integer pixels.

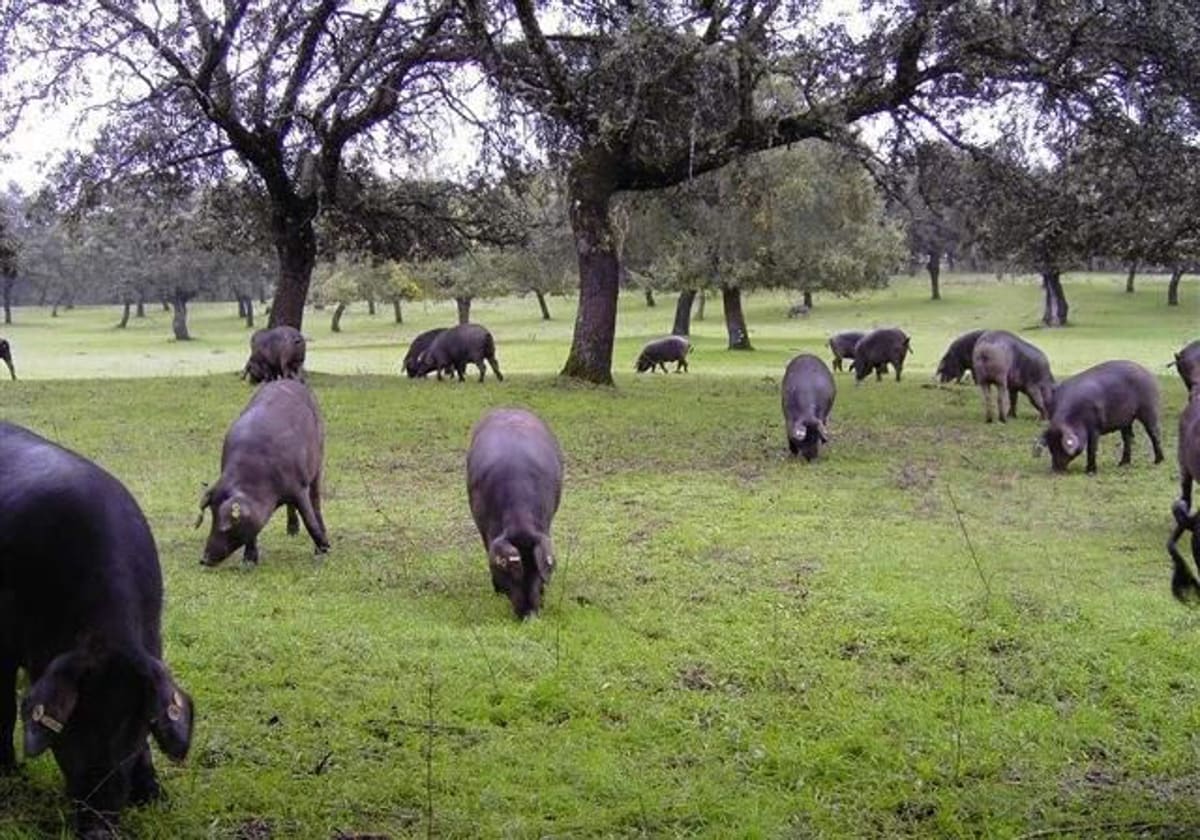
[{"left": 0, "top": 272, "right": 1199, "bottom": 839}]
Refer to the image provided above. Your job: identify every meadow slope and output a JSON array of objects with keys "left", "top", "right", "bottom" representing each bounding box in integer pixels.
[{"left": 0, "top": 273, "right": 1198, "bottom": 838}]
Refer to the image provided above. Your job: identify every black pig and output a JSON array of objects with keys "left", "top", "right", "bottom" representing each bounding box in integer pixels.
[
  {"left": 851, "top": 328, "right": 911, "bottom": 382},
  {"left": 242, "top": 326, "right": 305, "bottom": 384},
  {"left": 0, "top": 422, "right": 193, "bottom": 838},
  {"left": 1170, "top": 340, "right": 1200, "bottom": 391},
  {"left": 0, "top": 338, "right": 14, "bottom": 380},
  {"left": 1034, "top": 360, "right": 1164, "bottom": 474},
  {"left": 403, "top": 328, "right": 447, "bottom": 378},
  {"left": 1168, "top": 385, "right": 1200, "bottom": 600},
  {"left": 197, "top": 379, "right": 329, "bottom": 565},
  {"left": 635, "top": 335, "right": 691, "bottom": 373},
  {"left": 827, "top": 331, "right": 864, "bottom": 373},
  {"left": 781, "top": 354, "right": 836, "bottom": 461},
  {"left": 413, "top": 323, "right": 503, "bottom": 382},
  {"left": 466, "top": 409, "right": 564, "bottom": 619},
  {"left": 971, "top": 330, "right": 1055, "bottom": 423},
  {"left": 936, "top": 329, "right": 985, "bottom": 384}
]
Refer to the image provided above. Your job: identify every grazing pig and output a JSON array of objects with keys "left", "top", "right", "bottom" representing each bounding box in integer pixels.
[
  {"left": 1170, "top": 340, "right": 1200, "bottom": 390},
  {"left": 1168, "top": 386, "right": 1200, "bottom": 600},
  {"left": 1034, "top": 360, "right": 1164, "bottom": 474},
  {"left": 936, "top": 329, "right": 985, "bottom": 384},
  {"left": 851, "top": 328, "right": 912, "bottom": 382},
  {"left": 197, "top": 379, "right": 329, "bottom": 565},
  {"left": 971, "top": 330, "right": 1055, "bottom": 423},
  {"left": 635, "top": 335, "right": 692, "bottom": 373},
  {"left": 466, "top": 409, "right": 564, "bottom": 619},
  {"left": 827, "top": 331, "right": 864, "bottom": 372},
  {"left": 0, "top": 422, "right": 193, "bottom": 838},
  {"left": 403, "top": 327, "right": 447, "bottom": 378},
  {"left": 781, "top": 354, "right": 836, "bottom": 461},
  {"left": 413, "top": 323, "right": 503, "bottom": 382},
  {"left": 0, "top": 337, "right": 14, "bottom": 380},
  {"left": 241, "top": 325, "right": 306, "bottom": 384}
]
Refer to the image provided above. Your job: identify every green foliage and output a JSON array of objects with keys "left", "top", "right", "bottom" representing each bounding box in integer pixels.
[
  {"left": 622, "top": 143, "right": 904, "bottom": 297},
  {"left": 0, "top": 276, "right": 1197, "bottom": 837}
]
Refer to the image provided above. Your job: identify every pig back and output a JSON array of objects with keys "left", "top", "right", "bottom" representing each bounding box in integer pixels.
[
  {"left": 223, "top": 379, "right": 325, "bottom": 480},
  {"left": 782, "top": 354, "right": 835, "bottom": 416},
  {"left": 1051, "top": 360, "right": 1157, "bottom": 428},
  {"left": 467, "top": 409, "right": 563, "bottom": 532}
]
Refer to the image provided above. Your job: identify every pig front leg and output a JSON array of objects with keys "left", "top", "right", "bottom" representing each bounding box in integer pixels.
[
  {"left": 0, "top": 653, "right": 15, "bottom": 770},
  {"left": 242, "top": 537, "right": 260, "bottom": 566},
  {"left": 296, "top": 488, "right": 330, "bottom": 555},
  {"left": 1085, "top": 432, "right": 1098, "bottom": 474},
  {"left": 286, "top": 504, "right": 300, "bottom": 536}
]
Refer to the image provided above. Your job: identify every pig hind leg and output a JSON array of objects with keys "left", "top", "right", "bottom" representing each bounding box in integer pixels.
[
  {"left": 486, "top": 353, "right": 503, "bottom": 382},
  {"left": 996, "top": 384, "right": 1011, "bottom": 424},
  {"left": 980, "top": 383, "right": 995, "bottom": 423},
  {"left": 297, "top": 480, "right": 330, "bottom": 553},
  {"left": 1139, "top": 413, "right": 1165, "bottom": 464},
  {"left": 1118, "top": 426, "right": 1134, "bottom": 465}
]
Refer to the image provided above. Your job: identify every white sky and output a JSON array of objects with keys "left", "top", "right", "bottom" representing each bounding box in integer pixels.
[{"left": 0, "top": 1, "right": 900, "bottom": 193}]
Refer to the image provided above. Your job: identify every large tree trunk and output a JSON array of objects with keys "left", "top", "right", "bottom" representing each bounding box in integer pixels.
[
  {"left": 237, "top": 297, "right": 247, "bottom": 318},
  {"left": 267, "top": 200, "right": 318, "bottom": 329},
  {"left": 561, "top": 155, "right": 620, "bottom": 385},
  {"left": 535, "top": 290, "right": 552, "bottom": 320},
  {"left": 1041, "top": 272, "right": 1069, "bottom": 327},
  {"left": 135, "top": 289, "right": 145, "bottom": 318},
  {"left": 1168, "top": 267, "right": 1185, "bottom": 306},
  {"left": 697, "top": 290, "right": 706, "bottom": 320},
  {"left": 171, "top": 290, "right": 192, "bottom": 341},
  {"left": 367, "top": 295, "right": 376, "bottom": 316},
  {"left": 161, "top": 299, "right": 170, "bottom": 312},
  {"left": 392, "top": 298, "right": 403, "bottom": 324},
  {"left": 672, "top": 289, "right": 697, "bottom": 336},
  {"left": 722, "top": 285, "right": 753, "bottom": 350},
  {"left": 644, "top": 288, "right": 656, "bottom": 307},
  {"left": 2, "top": 275, "right": 12, "bottom": 325},
  {"left": 331, "top": 301, "right": 347, "bottom": 332},
  {"left": 927, "top": 251, "right": 942, "bottom": 301},
  {"left": 803, "top": 289, "right": 813, "bottom": 308},
  {"left": 1125, "top": 260, "right": 1138, "bottom": 293},
  {"left": 455, "top": 296, "right": 472, "bottom": 325},
  {"left": 117, "top": 300, "right": 131, "bottom": 329},
  {"left": 243, "top": 296, "right": 254, "bottom": 328}
]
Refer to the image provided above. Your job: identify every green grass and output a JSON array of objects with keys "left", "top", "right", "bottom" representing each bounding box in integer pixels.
[{"left": 1, "top": 272, "right": 1199, "bottom": 838}]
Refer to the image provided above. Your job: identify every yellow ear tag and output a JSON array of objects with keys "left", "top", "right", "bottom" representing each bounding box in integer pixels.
[
  {"left": 231, "top": 502, "right": 241, "bottom": 521},
  {"left": 31, "top": 704, "right": 63, "bottom": 733}
]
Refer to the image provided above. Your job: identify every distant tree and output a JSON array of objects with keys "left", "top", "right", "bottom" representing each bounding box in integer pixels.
[
  {"left": 889, "top": 142, "right": 975, "bottom": 300},
  {"left": 5, "top": 2, "right": 462, "bottom": 330},
  {"left": 0, "top": 192, "right": 19, "bottom": 324},
  {"left": 462, "top": 0, "right": 1167, "bottom": 382},
  {"left": 622, "top": 143, "right": 902, "bottom": 346}
]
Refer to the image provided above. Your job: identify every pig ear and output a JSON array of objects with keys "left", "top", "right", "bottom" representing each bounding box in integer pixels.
[
  {"left": 136, "top": 656, "right": 193, "bottom": 762},
  {"left": 537, "top": 536, "right": 557, "bottom": 577},
  {"left": 194, "top": 487, "right": 213, "bottom": 528},
  {"left": 215, "top": 497, "right": 242, "bottom": 533},
  {"left": 488, "top": 537, "right": 522, "bottom": 573},
  {"left": 22, "top": 651, "right": 88, "bottom": 758}
]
